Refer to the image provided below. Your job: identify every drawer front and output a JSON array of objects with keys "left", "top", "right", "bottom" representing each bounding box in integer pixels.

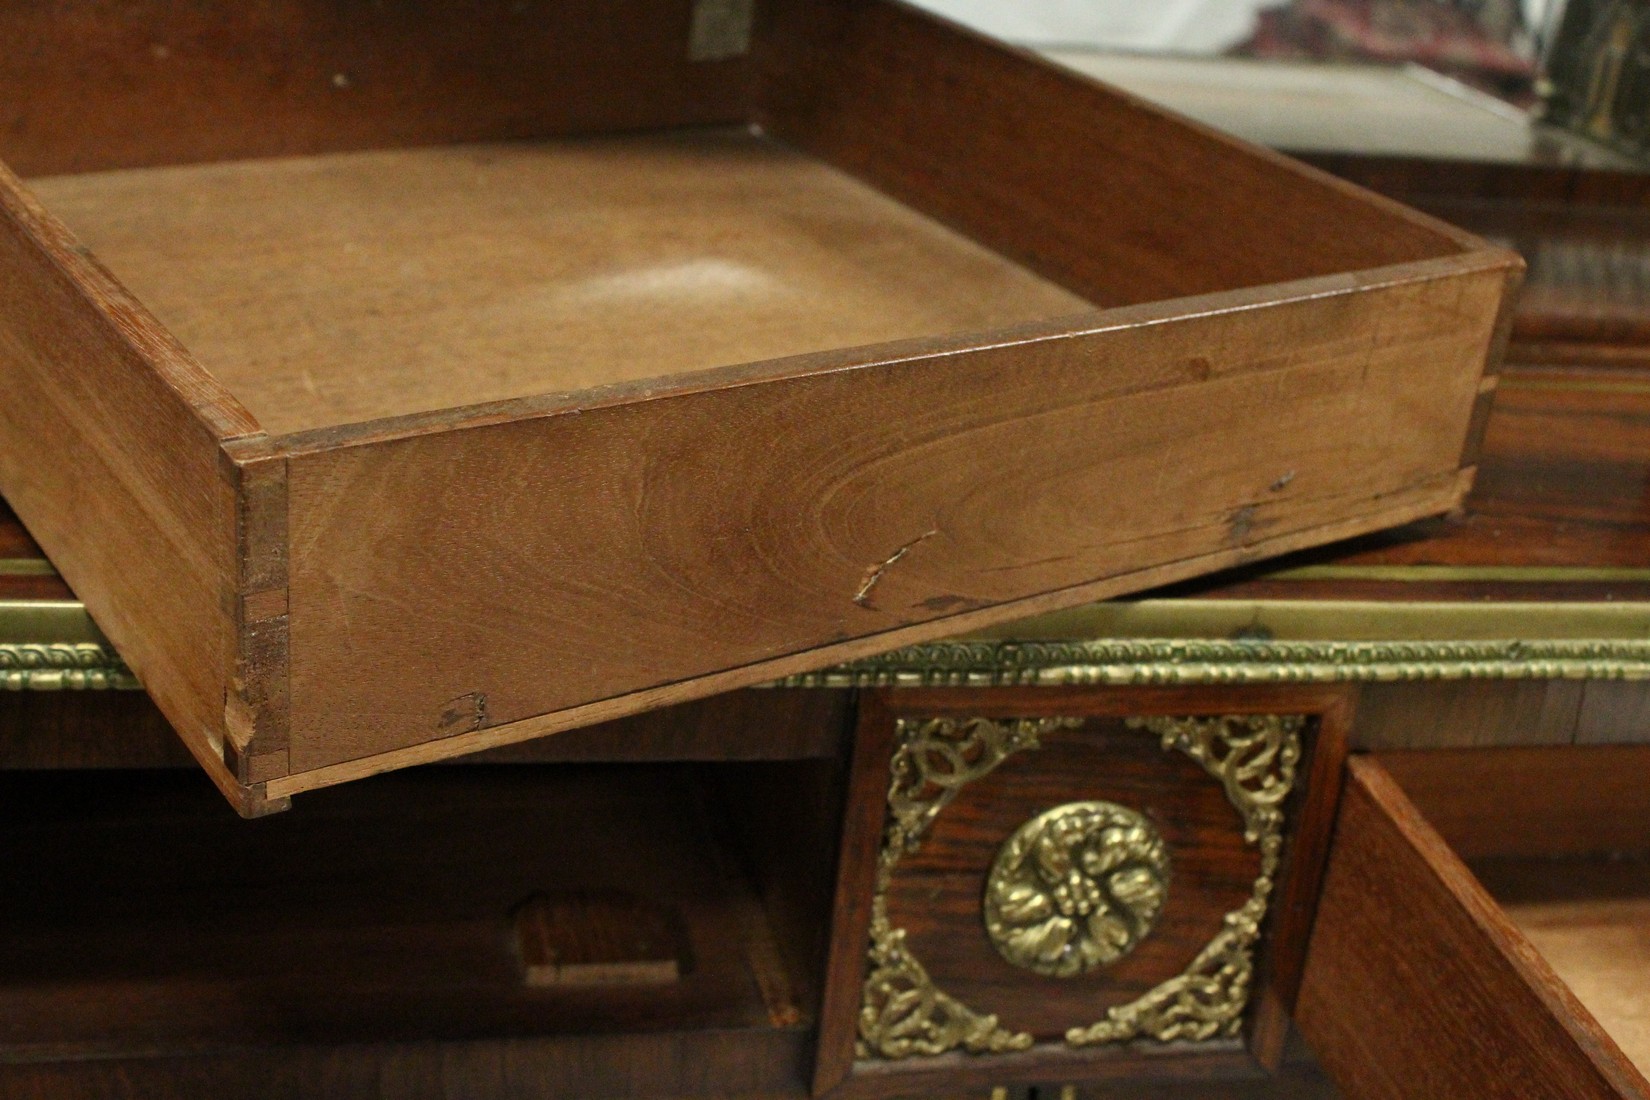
[
  {"left": 815, "top": 686, "right": 1350, "bottom": 1097},
  {"left": 1296, "top": 754, "right": 1650, "bottom": 1100}
]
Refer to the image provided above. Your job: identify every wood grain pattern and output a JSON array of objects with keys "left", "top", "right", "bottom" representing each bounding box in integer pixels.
[
  {"left": 0, "top": 0, "right": 749, "bottom": 177},
  {"left": 1377, "top": 745, "right": 1650, "bottom": 860},
  {"left": 1188, "top": 365, "right": 1650, "bottom": 590},
  {"left": 884, "top": 721, "right": 1260, "bottom": 1038},
  {"left": 1296, "top": 756, "right": 1650, "bottom": 1100},
  {"left": 1352, "top": 680, "right": 1589, "bottom": 750},
  {"left": 0, "top": 160, "right": 256, "bottom": 808},
  {"left": 274, "top": 262, "right": 1502, "bottom": 782},
  {"left": 28, "top": 132, "right": 1093, "bottom": 435},
  {"left": 757, "top": 0, "right": 1477, "bottom": 308},
  {"left": 0, "top": 0, "right": 1515, "bottom": 801},
  {"left": 816, "top": 686, "right": 1352, "bottom": 1097}
]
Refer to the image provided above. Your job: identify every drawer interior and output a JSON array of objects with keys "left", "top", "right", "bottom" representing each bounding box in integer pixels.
[
  {"left": 25, "top": 129, "right": 1094, "bottom": 435},
  {"left": 1383, "top": 744, "right": 1650, "bottom": 1083},
  {"left": 0, "top": 761, "right": 838, "bottom": 1082},
  {"left": 2, "top": 0, "right": 1477, "bottom": 447},
  {"left": 1299, "top": 747, "right": 1650, "bottom": 1099},
  {"left": 1477, "top": 856, "right": 1650, "bottom": 1076}
]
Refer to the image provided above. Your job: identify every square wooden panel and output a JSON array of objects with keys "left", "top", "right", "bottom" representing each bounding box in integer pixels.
[
  {"left": 815, "top": 686, "right": 1351, "bottom": 1097},
  {"left": 0, "top": 0, "right": 1515, "bottom": 813}
]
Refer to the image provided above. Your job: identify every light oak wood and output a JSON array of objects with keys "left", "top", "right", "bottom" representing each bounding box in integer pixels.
[
  {"left": 1297, "top": 757, "right": 1650, "bottom": 1100},
  {"left": 271, "top": 262, "right": 1503, "bottom": 779},
  {"left": 29, "top": 132, "right": 1095, "bottom": 435},
  {"left": 0, "top": 0, "right": 1520, "bottom": 806}
]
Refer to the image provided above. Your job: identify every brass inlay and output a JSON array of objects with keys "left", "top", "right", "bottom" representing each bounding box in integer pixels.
[
  {"left": 858, "top": 716, "right": 1078, "bottom": 1059},
  {"left": 857, "top": 713, "right": 1302, "bottom": 1060},
  {"left": 1066, "top": 714, "right": 1300, "bottom": 1046},
  {"left": 0, "top": 559, "right": 56, "bottom": 577},
  {"left": 984, "top": 801, "right": 1169, "bottom": 978},
  {"left": 772, "top": 598, "right": 1650, "bottom": 690},
  {"left": 6, "top": 593, "right": 1650, "bottom": 693}
]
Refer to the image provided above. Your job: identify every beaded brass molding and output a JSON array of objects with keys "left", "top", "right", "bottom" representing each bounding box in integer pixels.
[
  {"left": 6, "top": 597, "right": 1650, "bottom": 691},
  {"left": 773, "top": 636, "right": 1650, "bottom": 689},
  {"left": 0, "top": 643, "right": 137, "bottom": 690},
  {"left": 857, "top": 712, "right": 1303, "bottom": 1061}
]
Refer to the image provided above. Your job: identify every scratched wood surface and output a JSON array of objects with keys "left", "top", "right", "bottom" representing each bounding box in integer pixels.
[
  {"left": 273, "top": 263, "right": 1499, "bottom": 783},
  {"left": 0, "top": 0, "right": 1512, "bottom": 805}
]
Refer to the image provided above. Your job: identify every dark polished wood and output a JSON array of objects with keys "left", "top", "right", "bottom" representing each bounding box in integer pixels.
[
  {"left": 1296, "top": 757, "right": 1648, "bottom": 1100},
  {"left": 818, "top": 686, "right": 1352, "bottom": 1097}
]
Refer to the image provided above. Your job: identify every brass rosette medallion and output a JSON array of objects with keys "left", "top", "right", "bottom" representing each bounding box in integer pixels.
[{"left": 984, "top": 801, "right": 1169, "bottom": 978}]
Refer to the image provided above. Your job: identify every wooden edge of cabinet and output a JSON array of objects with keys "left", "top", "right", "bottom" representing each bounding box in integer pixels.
[
  {"left": 1459, "top": 258, "right": 1527, "bottom": 473},
  {"left": 1295, "top": 756, "right": 1650, "bottom": 1100},
  {"left": 811, "top": 685, "right": 1357, "bottom": 1097},
  {"left": 1246, "top": 688, "right": 1352, "bottom": 1071},
  {"left": 0, "top": 156, "right": 286, "bottom": 815}
]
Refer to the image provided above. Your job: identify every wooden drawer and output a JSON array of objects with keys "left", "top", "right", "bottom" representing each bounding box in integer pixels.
[
  {"left": 815, "top": 686, "right": 1354, "bottom": 1097},
  {"left": 1298, "top": 746, "right": 1650, "bottom": 1100},
  {"left": 0, "top": 1, "right": 1518, "bottom": 816}
]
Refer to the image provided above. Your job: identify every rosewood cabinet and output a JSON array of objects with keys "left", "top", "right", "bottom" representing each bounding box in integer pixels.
[
  {"left": 3, "top": 9, "right": 1649, "bottom": 1100},
  {"left": 4, "top": 345, "right": 1649, "bottom": 1097}
]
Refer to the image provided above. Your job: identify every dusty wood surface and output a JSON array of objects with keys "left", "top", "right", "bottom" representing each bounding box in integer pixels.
[
  {"left": 1478, "top": 856, "right": 1650, "bottom": 1079},
  {"left": 1296, "top": 756, "right": 1649, "bottom": 1100},
  {"left": 27, "top": 131, "right": 1093, "bottom": 435}
]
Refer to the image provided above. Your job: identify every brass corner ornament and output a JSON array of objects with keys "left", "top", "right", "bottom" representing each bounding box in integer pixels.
[
  {"left": 856, "top": 713, "right": 1303, "bottom": 1061},
  {"left": 985, "top": 801, "right": 1170, "bottom": 979}
]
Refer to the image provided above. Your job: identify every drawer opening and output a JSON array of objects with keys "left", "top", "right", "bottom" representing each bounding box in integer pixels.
[
  {"left": 1382, "top": 744, "right": 1650, "bottom": 1084},
  {"left": 0, "top": 759, "right": 842, "bottom": 1090}
]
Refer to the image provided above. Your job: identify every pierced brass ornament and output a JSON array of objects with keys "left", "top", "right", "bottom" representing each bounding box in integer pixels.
[
  {"left": 855, "top": 712, "right": 1304, "bottom": 1061},
  {"left": 984, "top": 801, "right": 1169, "bottom": 978},
  {"left": 857, "top": 716, "right": 1080, "bottom": 1059}
]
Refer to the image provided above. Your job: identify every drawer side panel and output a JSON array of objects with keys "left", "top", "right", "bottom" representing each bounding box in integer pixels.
[
  {"left": 276, "top": 265, "right": 1507, "bottom": 785},
  {"left": 0, "top": 166, "right": 246, "bottom": 803},
  {"left": 1296, "top": 757, "right": 1649, "bottom": 1100}
]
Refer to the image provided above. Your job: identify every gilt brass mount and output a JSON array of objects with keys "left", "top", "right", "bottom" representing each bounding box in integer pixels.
[
  {"left": 857, "top": 713, "right": 1303, "bottom": 1060},
  {"left": 984, "top": 801, "right": 1169, "bottom": 978}
]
